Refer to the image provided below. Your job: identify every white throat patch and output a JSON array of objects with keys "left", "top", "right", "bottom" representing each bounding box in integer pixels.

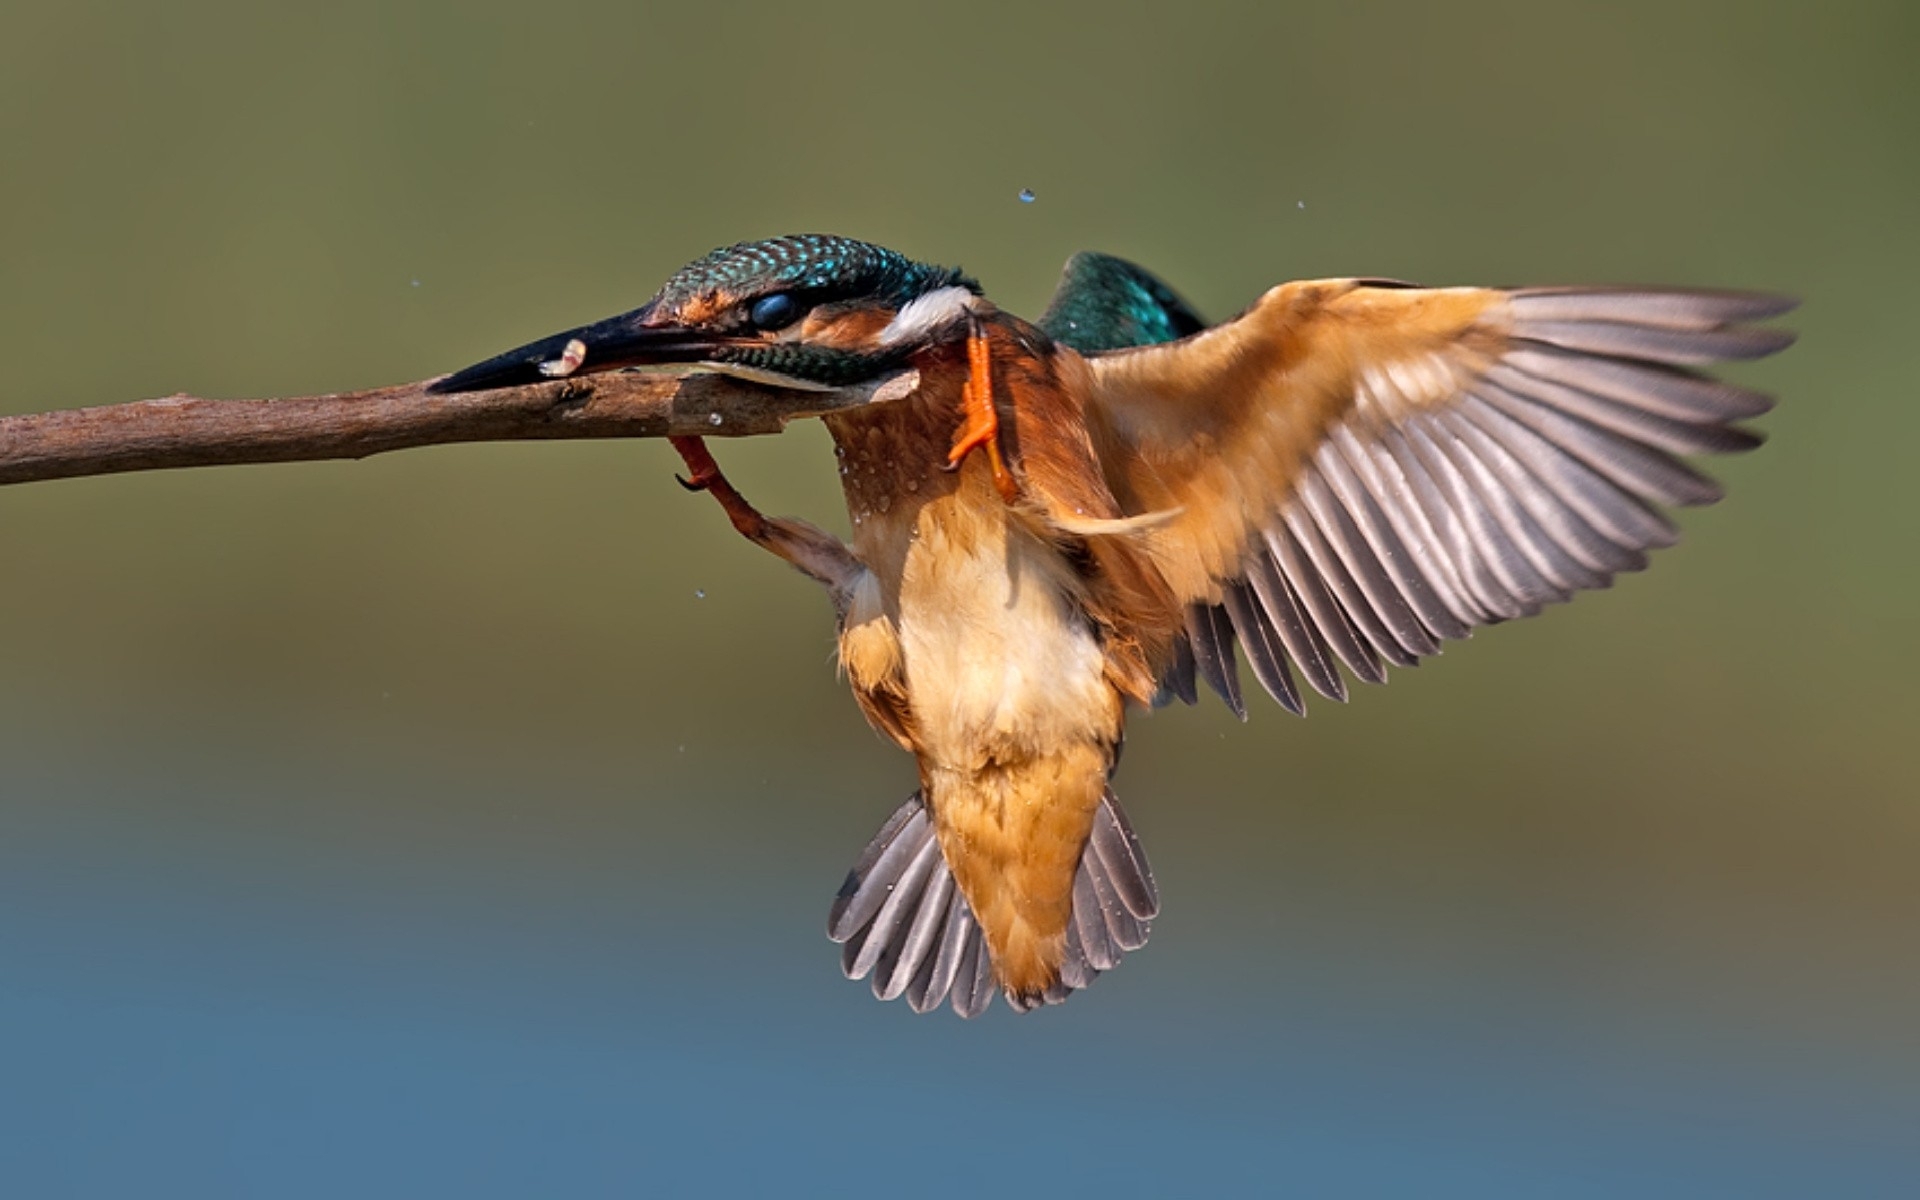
[{"left": 879, "top": 286, "right": 977, "bottom": 348}]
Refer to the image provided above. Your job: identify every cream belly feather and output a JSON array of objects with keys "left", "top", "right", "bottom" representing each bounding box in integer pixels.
[
  {"left": 896, "top": 478, "right": 1116, "bottom": 772},
  {"left": 837, "top": 451, "right": 1124, "bottom": 998}
]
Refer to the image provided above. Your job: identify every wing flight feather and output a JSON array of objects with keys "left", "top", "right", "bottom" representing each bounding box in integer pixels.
[{"left": 1083, "top": 280, "right": 1794, "bottom": 714}]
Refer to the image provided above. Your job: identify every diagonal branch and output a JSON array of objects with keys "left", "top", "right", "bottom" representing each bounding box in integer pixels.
[{"left": 0, "top": 369, "right": 920, "bottom": 487}]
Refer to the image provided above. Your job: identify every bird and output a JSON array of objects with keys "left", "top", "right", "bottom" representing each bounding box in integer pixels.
[{"left": 430, "top": 233, "right": 1795, "bottom": 1017}]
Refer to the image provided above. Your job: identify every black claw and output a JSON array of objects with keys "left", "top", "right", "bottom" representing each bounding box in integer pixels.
[{"left": 675, "top": 473, "right": 710, "bottom": 493}]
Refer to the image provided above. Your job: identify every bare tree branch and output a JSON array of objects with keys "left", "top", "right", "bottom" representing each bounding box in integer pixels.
[{"left": 0, "top": 369, "right": 921, "bottom": 487}]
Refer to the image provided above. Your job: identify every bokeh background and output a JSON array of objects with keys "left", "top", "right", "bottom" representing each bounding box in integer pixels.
[{"left": 2, "top": 1, "right": 1915, "bottom": 1194}]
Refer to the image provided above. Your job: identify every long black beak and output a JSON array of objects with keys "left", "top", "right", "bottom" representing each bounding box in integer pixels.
[{"left": 428, "top": 304, "right": 738, "bottom": 394}]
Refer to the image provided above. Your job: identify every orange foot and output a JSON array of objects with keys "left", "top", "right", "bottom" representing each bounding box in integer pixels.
[{"left": 946, "top": 323, "right": 1019, "bottom": 502}]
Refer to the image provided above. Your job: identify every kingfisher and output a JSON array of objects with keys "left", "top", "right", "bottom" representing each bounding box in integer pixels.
[{"left": 431, "top": 234, "right": 1794, "bottom": 1017}]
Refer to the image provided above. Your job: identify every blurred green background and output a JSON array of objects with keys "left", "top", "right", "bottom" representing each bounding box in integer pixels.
[{"left": 2, "top": 1, "right": 1915, "bottom": 1194}]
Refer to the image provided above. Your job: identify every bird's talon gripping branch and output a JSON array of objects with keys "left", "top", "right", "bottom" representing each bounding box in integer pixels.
[{"left": 946, "top": 320, "right": 1019, "bottom": 501}]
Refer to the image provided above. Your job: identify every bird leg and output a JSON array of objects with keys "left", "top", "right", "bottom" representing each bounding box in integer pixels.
[
  {"left": 945, "top": 318, "right": 1020, "bottom": 502},
  {"left": 668, "top": 435, "right": 865, "bottom": 608},
  {"left": 670, "top": 435, "right": 774, "bottom": 540}
]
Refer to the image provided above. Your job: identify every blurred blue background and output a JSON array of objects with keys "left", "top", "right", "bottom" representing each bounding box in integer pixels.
[{"left": 2, "top": 1, "right": 1916, "bottom": 1194}]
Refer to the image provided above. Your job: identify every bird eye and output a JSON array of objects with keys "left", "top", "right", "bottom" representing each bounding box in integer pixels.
[{"left": 749, "top": 292, "right": 801, "bottom": 331}]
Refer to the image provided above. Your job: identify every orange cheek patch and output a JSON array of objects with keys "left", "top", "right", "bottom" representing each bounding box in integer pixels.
[
  {"left": 670, "top": 290, "right": 738, "bottom": 326},
  {"left": 802, "top": 308, "right": 894, "bottom": 349}
]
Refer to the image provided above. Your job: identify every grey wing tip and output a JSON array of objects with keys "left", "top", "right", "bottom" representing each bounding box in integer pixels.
[
  {"left": 1508, "top": 285, "right": 1800, "bottom": 324},
  {"left": 1505, "top": 286, "right": 1798, "bottom": 367},
  {"left": 1184, "top": 603, "right": 1249, "bottom": 720}
]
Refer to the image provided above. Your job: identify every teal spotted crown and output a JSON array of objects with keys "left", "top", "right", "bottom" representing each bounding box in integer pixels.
[{"left": 659, "top": 234, "right": 979, "bottom": 308}]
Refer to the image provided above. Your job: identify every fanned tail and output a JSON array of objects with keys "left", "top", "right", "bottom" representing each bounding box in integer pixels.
[{"left": 827, "top": 789, "right": 1157, "bottom": 1017}]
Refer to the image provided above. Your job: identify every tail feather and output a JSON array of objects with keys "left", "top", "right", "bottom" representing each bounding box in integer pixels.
[
  {"left": 828, "top": 788, "right": 1158, "bottom": 1017},
  {"left": 906, "top": 900, "right": 977, "bottom": 1015},
  {"left": 1089, "top": 793, "right": 1159, "bottom": 926}
]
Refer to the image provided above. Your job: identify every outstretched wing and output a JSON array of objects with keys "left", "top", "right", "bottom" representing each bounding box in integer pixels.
[{"left": 1083, "top": 280, "right": 1796, "bottom": 716}]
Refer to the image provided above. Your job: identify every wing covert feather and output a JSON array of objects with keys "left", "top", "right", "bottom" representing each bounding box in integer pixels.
[{"left": 1084, "top": 280, "right": 1793, "bottom": 715}]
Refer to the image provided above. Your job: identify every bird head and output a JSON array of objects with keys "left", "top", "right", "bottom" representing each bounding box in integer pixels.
[{"left": 429, "top": 234, "right": 981, "bottom": 393}]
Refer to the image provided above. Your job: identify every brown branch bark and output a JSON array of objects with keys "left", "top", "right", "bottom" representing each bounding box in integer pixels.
[{"left": 0, "top": 369, "right": 921, "bottom": 486}]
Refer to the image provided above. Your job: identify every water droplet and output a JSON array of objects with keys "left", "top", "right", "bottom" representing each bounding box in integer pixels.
[
  {"left": 1018, "top": 188, "right": 1036, "bottom": 204},
  {"left": 838, "top": 464, "right": 849, "bottom": 476},
  {"left": 409, "top": 279, "right": 421, "bottom": 288},
  {"left": 1296, "top": 200, "right": 1306, "bottom": 209},
  {"left": 695, "top": 589, "right": 706, "bottom": 599},
  {"left": 904, "top": 478, "right": 919, "bottom": 493},
  {"left": 708, "top": 412, "right": 723, "bottom": 426},
  {"left": 834, "top": 445, "right": 846, "bottom": 457},
  {"left": 876, "top": 495, "right": 892, "bottom": 513}
]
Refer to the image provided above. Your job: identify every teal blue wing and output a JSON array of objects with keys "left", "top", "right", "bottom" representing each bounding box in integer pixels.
[
  {"left": 1037, "top": 252, "right": 1207, "bottom": 354},
  {"left": 1036, "top": 253, "right": 1216, "bottom": 707},
  {"left": 1037, "top": 252, "right": 1231, "bottom": 710}
]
